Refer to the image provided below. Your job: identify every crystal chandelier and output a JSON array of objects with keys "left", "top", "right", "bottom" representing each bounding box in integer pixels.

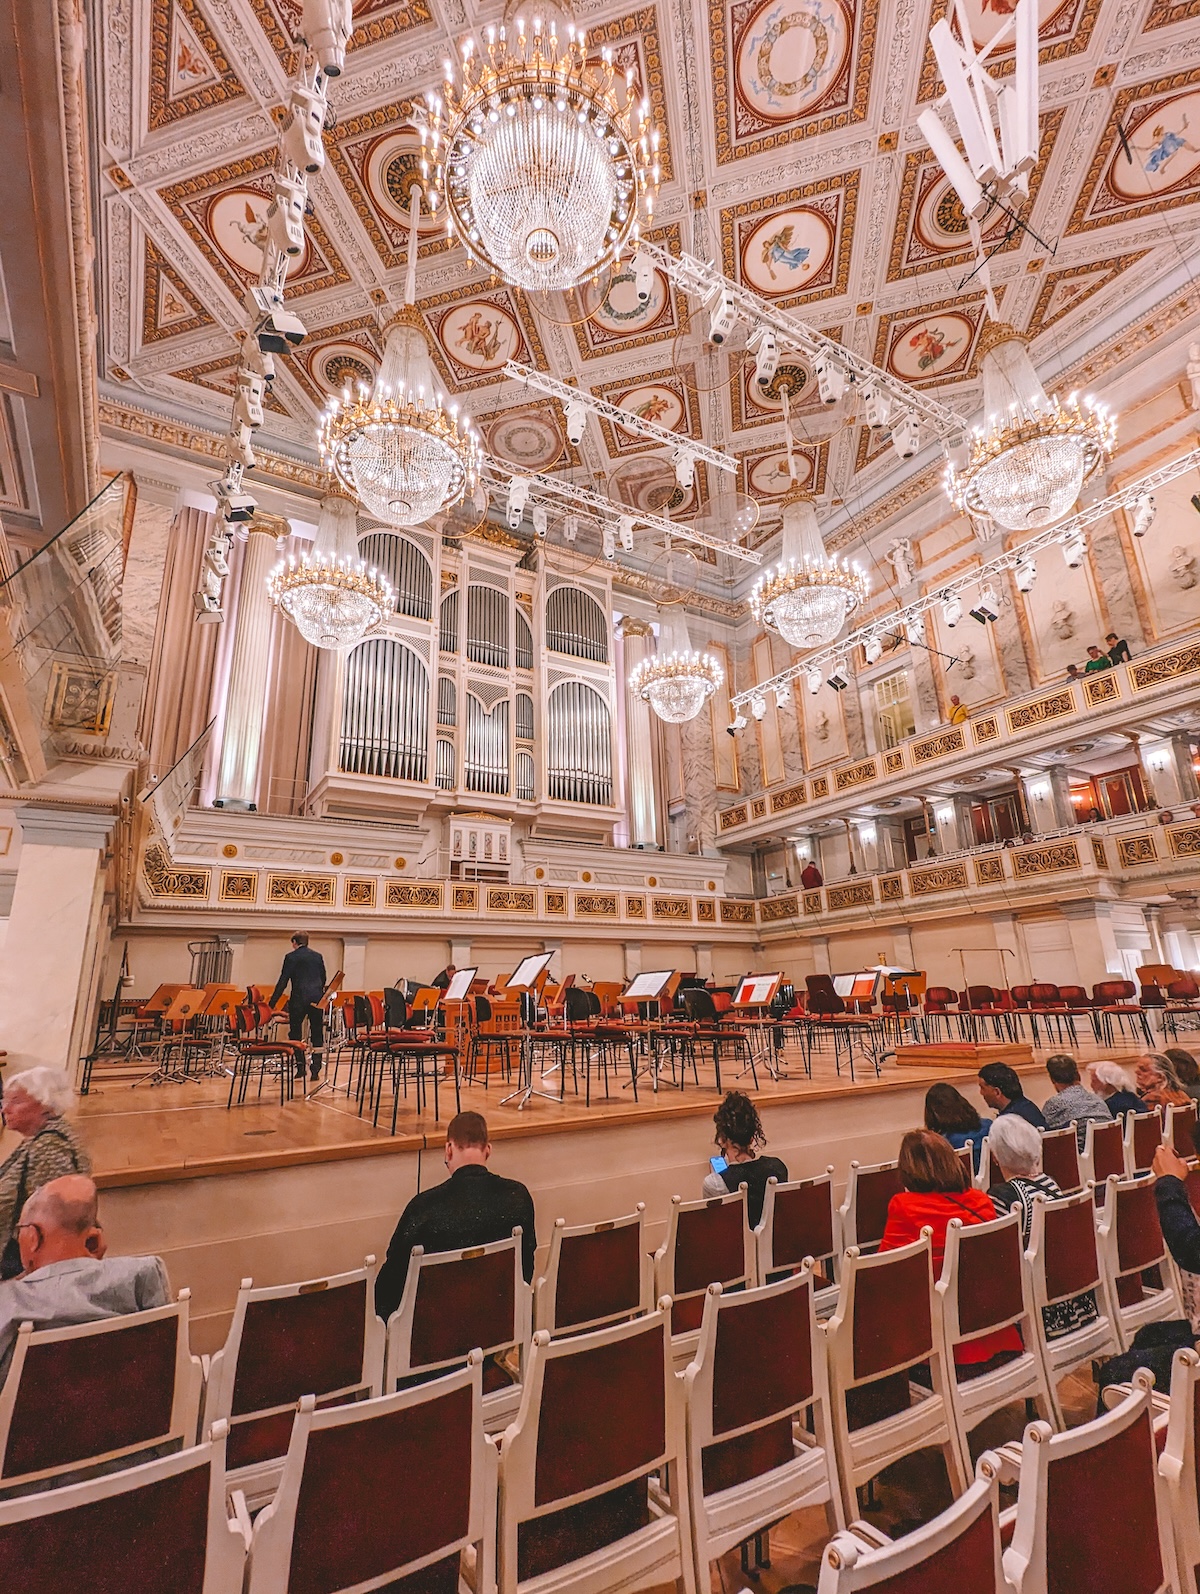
[
  {"left": 750, "top": 486, "right": 868, "bottom": 650},
  {"left": 946, "top": 324, "right": 1116, "bottom": 533},
  {"left": 629, "top": 611, "right": 722, "bottom": 725},
  {"left": 268, "top": 489, "right": 394, "bottom": 650},
  {"left": 419, "top": 5, "right": 661, "bottom": 292}
]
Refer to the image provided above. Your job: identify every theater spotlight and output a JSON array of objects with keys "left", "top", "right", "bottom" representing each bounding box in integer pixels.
[
  {"left": 807, "top": 667, "right": 822, "bottom": 695},
  {"left": 750, "top": 694, "right": 767, "bottom": 721},
  {"left": 969, "top": 585, "right": 999, "bottom": 624},
  {"left": 826, "top": 664, "right": 849, "bottom": 691},
  {"left": 942, "top": 595, "right": 963, "bottom": 628},
  {"left": 1015, "top": 557, "right": 1036, "bottom": 591},
  {"left": 727, "top": 714, "right": 748, "bottom": 735}
]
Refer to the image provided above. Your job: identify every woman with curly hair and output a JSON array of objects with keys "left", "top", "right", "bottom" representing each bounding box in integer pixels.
[{"left": 700, "top": 1090, "right": 788, "bottom": 1226}]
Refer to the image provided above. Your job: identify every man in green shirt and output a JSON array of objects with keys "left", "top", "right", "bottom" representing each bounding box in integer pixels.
[{"left": 1084, "top": 645, "right": 1112, "bottom": 672}]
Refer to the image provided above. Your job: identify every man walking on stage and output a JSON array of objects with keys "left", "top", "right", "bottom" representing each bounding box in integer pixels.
[{"left": 270, "top": 932, "right": 327, "bottom": 1081}]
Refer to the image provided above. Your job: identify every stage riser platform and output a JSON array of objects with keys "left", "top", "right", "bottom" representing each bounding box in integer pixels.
[{"left": 98, "top": 1070, "right": 1058, "bottom": 1354}]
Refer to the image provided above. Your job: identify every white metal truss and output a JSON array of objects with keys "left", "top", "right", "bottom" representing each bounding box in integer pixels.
[
  {"left": 728, "top": 446, "right": 1200, "bottom": 708},
  {"left": 503, "top": 360, "right": 737, "bottom": 473},
  {"left": 637, "top": 241, "right": 970, "bottom": 442}
]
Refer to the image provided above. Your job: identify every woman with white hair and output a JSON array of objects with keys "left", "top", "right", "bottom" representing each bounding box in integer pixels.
[
  {"left": 1089, "top": 1059, "right": 1148, "bottom": 1118},
  {"left": 0, "top": 1068, "right": 91, "bottom": 1278}
]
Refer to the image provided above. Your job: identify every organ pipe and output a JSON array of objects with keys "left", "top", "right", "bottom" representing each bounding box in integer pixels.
[
  {"left": 547, "top": 681, "right": 612, "bottom": 804},
  {"left": 358, "top": 532, "right": 433, "bottom": 619},
  {"left": 465, "top": 694, "right": 510, "bottom": 794},
  {"left": 546, "top": 586, "right": 608, "bottom": 662},
  {"left": 466, "top": 584, "right": 509, "bottom": 667},
  {"left": 339, "top": 637, "right": 429, "bottom": 780}
]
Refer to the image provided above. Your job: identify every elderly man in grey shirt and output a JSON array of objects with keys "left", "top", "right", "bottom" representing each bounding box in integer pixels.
[
  {"left": 0, "top": 1175, "right": 169, "bottom": 1385},
  {"left": 1041, "top": 1053, "right": 1113, "bottom": 1149}
]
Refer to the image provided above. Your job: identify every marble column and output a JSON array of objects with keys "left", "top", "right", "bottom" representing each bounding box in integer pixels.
[
  {"left": 1046, "top": 768, "right": 1075, "bottom": 831},
  {"left": 694, "top": 943, "right": 713, "bottom": 980},
  {"left": 342, "top": 935, "right": 369, "bottom": 989},
  {"left": 214, "top": 514, "right": 285, "bottom": 810},
  {"left": 623, "top": 942, "right": 643, "bottom": 981},
  {"left": 1171, "top": 734, "right": 1200, "bottom": 802},
  {"left": 618, "top": 617, "right": 660, "bottom": 850},
  {"left": 0, "top": 806, "right": 114, "bottom": 1074}
]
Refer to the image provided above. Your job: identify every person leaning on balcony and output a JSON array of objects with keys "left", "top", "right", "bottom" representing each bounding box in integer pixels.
[
  {"left": 1084, "top": 644, "right": 1112, "bottom": 672},
  {"left": 1106, "top": 632, "right": 1132, "bottom": 665},
  {"left": 948, "top": 693, "right": 970, "bottom": 724}
]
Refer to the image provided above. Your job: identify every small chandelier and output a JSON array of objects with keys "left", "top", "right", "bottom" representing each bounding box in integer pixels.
[
  {"left": 419, "top": 4, "right": 660, "bottom": 293},
  {"left": 630, "top": 611, "right": 722, "bottom": 725},
  {"left": 750, "top": 486, "right": 868, "bottom": 650},
  {"left": 946, "top": 324, "right": 1115, "bottom": 533},
  {"left": 268, "top": 489, "right": 393, "bottom": 650}
]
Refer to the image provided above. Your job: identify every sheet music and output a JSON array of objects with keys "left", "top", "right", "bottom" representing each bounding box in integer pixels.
[
  {"left": 623, "top": 970, "right": 674, "bottom": 1000},
  {"left": 507, "top": 952, "right": 554, "bottom": 990},
  {"left": 444, "top": 967, "right": 477, "bottom": 1002},
  {"left": 735, "top": 974, "right": 779, "bottom": 1005}
]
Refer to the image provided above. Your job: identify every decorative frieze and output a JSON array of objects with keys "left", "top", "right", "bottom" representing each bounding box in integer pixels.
[
  {"left": 1006, "top": 690, "right": 1074, "bottom": 733},
  {"left": 720, "top": 900, "right": 755, "bottom": 924},
  {"left": 1083, "top": 673, "right": 1120, "bottom": 706},
  {"left": 386, "top": 882, "right": 444, "bottom": 909},
  {"left": 1130, "top": 643, "right": 1200, "bottom": 692},
  {"left": 697, "top": 899, "right": 716, "bottom": 922},
  {"left": 652, "top": 896, "right": 691, "bottom": 921},
  {"left": 880, "top": 874, "right": 904, "bottom": 901},
  {"left": 575, "top": 891, "right": 618, "bottom": 917},
  {"left": 625, "top": 894, "right": 646, "bottom": 918},
  {"left": 485, "top": 887, "right": 536, "bottom": 913},
  {"left": 1116, "top": 834, "right": 1157, "bottom": 867},
  {"left": 912, "top": 727, "right": 964, "bottom": 763},
  {"left": 719, "top": 805, "right": 748, "bottom": 832},
  {"left": 770, "top": 782, "right": 806, "bottom": 812},
  {"left": 760, "top": 894, "right": 799, "bottom": 922},
  {"left": 909, "top": 861, "right": 969, "bottom": 894},
  {"left": 219, "top": 870, "right": 256, "bottom": 903},
  {"left": 974, "top": 856, "right": 1004, "bottom": 884},
  {"left": 451, "top": 884, "right": 478, "bottom": 910},
  {"left": 544, "top": 889, "right": 567, "bottom": 914},
  {"left": 810, "top": 775, "right": 830, "bottom": 798},
  {"left": 972, "top": 714, "right": 999, "bottom": 744},
  {"left": 267, "top": 874, "right": 335, "bottom": 905},
  {"left": 1092, "top": 837, "right": 1108, "bottom": 868},
  {"left": 1168, "top": 825, "right": 1200, "bottom": 859},
  {"left": 143, "top": 844, "right": 210, "bottom": 899},
  {"left": 1012, "top": 841, "right": 1081, "bottom": 877},
  {"left": 883, "top": 750, "right": 904, "bottom": 773},
  {"left": 835, "top": 758, "right": 878, "bottom": 791},
  {"left": 827, "top": 880, "right": 875, "bottom": 909},
  {"left": 802, "top": 890, "right": 822, "bottom": 915},
  {"left": 344, "top": 878, "right": 376, "bottom": 908},
  {"left": 751, "top": 798, "right": 767, "bottom": 820}
]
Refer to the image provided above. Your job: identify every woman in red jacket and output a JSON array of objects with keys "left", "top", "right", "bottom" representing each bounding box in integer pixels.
[{"left": 879, "top": 1129, "right": 1023, "bottom": 1371}]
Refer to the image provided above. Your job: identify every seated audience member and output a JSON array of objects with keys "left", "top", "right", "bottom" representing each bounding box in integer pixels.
[
  {"left": 1084, "top": 644, "right": 1112, "bottom": 672},
  {"left": 1165, "top": 1047, "right": 1200, "bottom": 1104},
  {"left": 1137, "top": 1052, "right": 1190, "bottom": 1110},
  {"left": 700, "top": 1091, "right": 788, "bottom": 1227},
  {"left": 923, "top": 1082, "right": 991, "bottom": 1172},
  {"left": 375, "top": 1111, "right": 536, "bottom": 1323},
  {"left": 879, "top": 1130, "right": 1022, "bottom": 1371},
  {"left": 1040, "top": 1053, "right": 1112, "bottom": 1149},
  {"left": 0, "top": 1176, "right": 169, "bottom": 1383},
  {"left": 0, "top": 1068, "right": 91, "bottom": 1276},
  {"left": 977, "top": 1062, "right": 1046, "bottom": 1130},
  {"left": 1153, "top": 1137, "right": 1200, "bottom": 1276},
  {"left": 1106, "top": 632, "right": 1131, "bottom": 665},
  {"left": 1089, "top": 1060, "right": 1149, "bottom": 1118}
]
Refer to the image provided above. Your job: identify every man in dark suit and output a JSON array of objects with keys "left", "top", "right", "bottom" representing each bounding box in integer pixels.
[
  {"left": 270, "top": 932, "right": 327, "bottom": 1080},
  {"left": 374, "top": 1110, "right": 537, "bottom": 1322}
]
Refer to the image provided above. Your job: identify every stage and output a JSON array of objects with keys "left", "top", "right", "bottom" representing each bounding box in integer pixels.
[{"left": 23, "top": 1040, "right": 1117, "bottom": 1352}]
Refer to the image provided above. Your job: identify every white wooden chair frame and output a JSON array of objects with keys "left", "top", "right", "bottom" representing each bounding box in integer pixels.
[
  {"left": 534, "top": 1207, "right": 652, "bottom": 1337},
  {"left": 1079, "top": 1115, "right": 1126, "bottom": 1190},
  {"left": 652, "top": 1190, "right": 755, "bottom": 1368},
  {"left": 496, "top": 1305, "right": 697, "bottom": 1594},
  {"left": 684, "top": 1271, "right": 843, "bottom": 1592},
  {"left": 1096, "top": 1172, "right": 1183, "bottom": 1350},
  {"left": 1036, "top": 1127, "right": 1083, "bottom": 1194},
  {"left": 1024, "top": 1187, "right": 1120, "bottom": 1427},
  {"left": 836, "top": 1160, "right": 900, "bottom": 1255},
  {"left": 0, "top": 1292, "right": 203, "bottom": 1492},
  {"left": 753, "top": 1171, "right": 840, "bottom": 1317},
  {"left": 1165, "top": 1101, "right": 1198, "bottom": 1159},
  {"left": 245, "top": 1357, "right": 498, "bottom": 1594},
  {"left": 824, "top": 1235, "right": 970, "bottom": 1524},
  {"left": 1123, "top": 1106, "right": 1164, "bottom": 1176},
  {"left": 1154, "top": 1346, "right": 1200, "bottom": 1588}
]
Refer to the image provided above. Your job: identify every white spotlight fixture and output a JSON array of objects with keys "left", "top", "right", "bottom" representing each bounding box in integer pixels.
[
  {"left": 632, "top": 249, "right": 654, "bottom": 303},
  {"left": 618, "top": 515, "right": 634, "bottom": 552},
  {"left": 807, "top": 667, "right": 822, "bottom": 694},
  {"left": 673, "top": 448, "right": 696, "bottom": 490},
  {"left": 506, "top": 474, "right": 530, "bottom": 529},
  {"left": 1014, "top": 556, "right": 1036, "bottom": 591},
  {"left": 863, "top": 634, "right": 883, "bottom": 664},
  {"left": 564, "top": 397, "right": 587, "bottom": 445},
  {"left": 754, "top": 330, "right": 779, "bottom": 389},
  {"left": 862, "top": 383, "right": 892, "bottom": 429},
  {"left": 905, "top": 615, "right": 925, "bottom": 644},
  {"left": 942, "top": 594, "right": 963, "bottom": 628},
  {"left": 969, "top": 584, "right": 999, "bottom": 624},
  {"left": 1131, "top": 494, "right": 1156, "bottom": 537},
  {"left": 891, "top": 413, "right": 920, "bottom": 460},
  {"left": 774, "top": 682, "right": 790, "bottom": 709},
  {"left": 532, "top": 503, "right": 548, "bottom": 538},
  {"left": 708, "top": 287, "right": 737, "bottom": 345},
  {"left": 728, "top": 714, "right": 748, "bottom": 734},
  {"left": 814, "top": 351, "right": 846, "bottom": 407},
  {"left": 602, "top": 524, "right": 616, "bottom": 560},
  {"left": 1062, "top": 533, "right": 1086, "bottom": 568},
  {"left": 826, "top": 663, "right": 849, "bottom": 691},
  {"left": 750, "top": 694, "right": 767, "bottom": 721}
]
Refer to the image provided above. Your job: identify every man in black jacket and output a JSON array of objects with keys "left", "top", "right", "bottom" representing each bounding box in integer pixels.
[
  {"left": 270, "top": 932, "right": 327, "bottom": 1080},
  {"left": 375, "top": 1110, "right": 537, "bottom": 1323},
  {"left": 1153, "top": 1139, "right": 1200, "bottom": 1272}
]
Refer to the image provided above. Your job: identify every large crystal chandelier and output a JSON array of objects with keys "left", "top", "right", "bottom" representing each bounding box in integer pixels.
[
  {"left": 319, "top": 187, "right": 480, "bottom": 528},
  {"left": 268, "top": 488, "right": 393, "bottom": 650},
  {"left": 946, "top": 324, "right": 1116, "bottom": 532},
  {"left": 629, "top": 610, "right": 722, "bottom": 725},
  {"left": 419, "top": 4, "right": 661, "bottom": 292}
]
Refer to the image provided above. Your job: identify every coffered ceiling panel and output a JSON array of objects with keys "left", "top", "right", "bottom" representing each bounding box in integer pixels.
[
  {"left": 915, "top": 0, "right": 1101, "bottom": 101},
  {"left": 1068, "top": 72, "right": 1200, "bottom": 234},
  {"left": 148, "top": 0, "right": 246, "bottom": 131},
  {"left": 592, "top": 364, "right": 703, "bottom": 455},
  {"left": 140, "top": 236, "right": 213, "bottom": 343},
  {"left": 719, "top": 168, "right": 859, "bottom": 305},
  {"left": 246, "top": 0, "right": 433, "bottom": 58}
]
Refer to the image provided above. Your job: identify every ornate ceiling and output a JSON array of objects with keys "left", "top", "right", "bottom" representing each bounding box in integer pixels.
[{"left": 95, "top": 0, "right": 1200, "bottom": 567}]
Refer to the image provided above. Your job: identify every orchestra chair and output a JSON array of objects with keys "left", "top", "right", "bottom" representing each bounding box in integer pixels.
[
  {"left": 496, "top": 1304, "right": 696, "bottom": 1594},
  {"left": 880, "top": 974, "right": 926, "bottom": 1047},
  {"left": 562, "top": 987, "right": 642, "bottom": 1103},
  {"left": 1024, "top": 982, "right": 1078, "bottom": 1049},
  {"left": 679, "top": 989, "right": 757, "bottom": 1091},
  {"left": 815, "top": 1455, "right": 1007, "bottom": 1594},
  {"left": 0, "top": 1426, "right": 249, "bottom": 1594},
  {"left": 652, "top": 1191, "right": 755, "bottom": 1368},
  {"left": 384, "top": 1233, "right": 531, "bottom": 1436},
  {"left": 534, "top": 1208, "right": 653, "bottom": 1338},
  {"left": 226, "top": 1002, "right": 300, "bottom": 1109},
  {"left": 837, "top": 1159, "right": 903, "bottom": 1255},
  {"left": 1024, "top": 1188, "right": 1120, "bottom": 1427},
  {"left": 1038, "top": 1127, "right": 1082, "bottom": 1194},
  {"left": 0, "top": 1291, "right": 202, "bottom": 1496},
  {"left": 144, "top": 985, "right": 209, "bottom": 1079},
  {"left": 936, "top": 1212, "right": 1057, "bottom": 1466},
  {"left": 1091, "top": 978, "right": 1153, "bottom": 1048},
  {"left": 1166, "top": 1100, "right": 1198, "bottom": 1158},
  {"left": 755, "top": 1170, "right": 840, "bottom": 1316},
  {"left": 1096, "top": 1173, "right": 1183, "bottom": 1350},
  {"left": 958, "top": 986, "right": 1015, "bottom": 1045},
  {"left": 1150, "top": 1347, "right": 1200, "bottom": 1587},
  {"left": 1079, "top": 1115, "right": 1125, "bottom": 1193},
  {"left": 1124, "top": 1105, "right": 1164, "bottom": 1175},
  {"left": 824, "top": 1234, "right": 970, "bottom": 1523},
  {"left": 120, "top": 982, "right": 184, "bottom": 1058},
  {"left": 994, "top": 1372, "right": 1178, "bottom": 1594},
  {"left": 201, "top": 1258, "right": 384, "bottom": 1510},
  {"left": 367, "top": 990, "right": 462, "bottom": 1130},
  {"left": 464, "top": 996, "right": 518, "bottom": 1090},
  {"left": 684, "top": 1270, "right": 843, "bottom": 1592},
  {"left": 921, "top": 985, "right": 961, "bottom": 1044},
  {"left": 803, "top": 976, "right": 883, "bottom": 1080},
  {"left": 244, "top": 1356, "right": 497, "bottom": 1594},
  {"left": 407, "top": 986, "right": 443, "bottom": 1028},
  {"left": 1163, "top": 974, "right": 1200, "bottom": 1041}
]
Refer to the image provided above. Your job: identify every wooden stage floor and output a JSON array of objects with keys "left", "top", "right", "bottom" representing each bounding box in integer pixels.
[{"left": 49, "top": 1036, "right": 1137, "bottom": 1190}]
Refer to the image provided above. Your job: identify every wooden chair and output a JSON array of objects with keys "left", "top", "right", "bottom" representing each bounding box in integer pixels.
[
  {"left": 384, "top": 1233, "right": 531, "bottom": 1435},
  {"left": 837, "top": 1159, "right": 903, "bottom": 1255},
  {"left": 226, "top": 1002, "right": 300, "bottom": 1108},
  {"left": 824, "top": 1235, "right": 969, "bottom": 1523},
  {"left": 0, "top": 1427, "right": 249, "bottom": 1593},
  {"left": 936, "top": 1211, "right": 1056, "bottom": 1463},
  {"left": 1025, "top": 1188, "right": 1120, "bottom": 1426},
  {"left": 679, "top": 988, "right": 757, "bottom": 1091},
  {"left": 244, "top": 1357, "right": 497, "bottom": 1594},
  {"left": 496, "top": 1306, "right": 695, "bottom": 1594},
  {"left": 1079, "top": 1115, "right": 1125, "bottom": 1191},
  {"left": 684, "top": 1271, "right": 843, "bottom": 1591},
  {"left": 997, "top": 1372, "right": 1178, "bottom": 1594},
  {"left": 534, "top": 1208, "right": 652, "bottom": 1337},
  {"left": 1096, "top": 1173, "right": 1182, "bottom": 1349},
  {"left": 1091, "top": 978, "right": 1153, "bottom": 1047},
  {"left": 815, "top": 1456, "right": 1007, "bottom": 1594},
  {"left": 1038, "top": 1126, "right": 1082, "bottom": 1194},
  {"left": 1123, "top": 1105, "right": 1164, "bottom": 1175},
  {"left": 969, "top": 1137, "right": 992, "bottom": 1191},
  {"left": 1166, "top": 1099, "right": 1198, "bottom": 1158},
  {"left": 652, "top": 1190, "right": 755, "bottom": 1366},
  {"left": 755, "top": 1170, "right": 840, "bottom": 1315},
  {"left": 0, "top": 1291, "right": 202, "bottom": 1494},
  {"left": 201, "top": 1259, "right": 384, "bottom": 1508},
  {"left": 1154, "top": 1347, "right": 1200, "bottom": 1588}
]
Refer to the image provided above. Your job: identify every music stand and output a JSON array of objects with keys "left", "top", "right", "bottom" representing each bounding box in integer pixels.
[
  {"left": 505, "top": 952, "right": 554, "bottom": 991},
  {"left": 732, "top": 972, "right": 783, "bottom": 1008},
  {"left": 444, "top": 967, "right": 477, "bottom": 1003}
]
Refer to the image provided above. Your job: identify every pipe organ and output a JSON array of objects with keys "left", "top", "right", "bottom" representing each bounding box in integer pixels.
[
  {"left": 359, "top": 531, "right": 433, "bottom": 620},
  {"left": 547, "top": 680, "right": 612, "bottom": 805},
  {"left": 338, "top": 637, "right": 429, "bottom": 781}
]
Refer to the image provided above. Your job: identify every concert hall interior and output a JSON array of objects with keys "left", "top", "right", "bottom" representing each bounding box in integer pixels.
[{"left": 4, "top": 0, "right": 1200, "bottom": 1582}]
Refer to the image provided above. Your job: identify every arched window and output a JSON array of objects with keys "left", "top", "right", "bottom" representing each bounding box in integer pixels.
[
  {"left": 465, "top": 695, "right": 510, "bottom": 794},
  {"left": 467, "top": 584, "right": 509, "bottom": 667},
  {"left": 515, "top": 609, "right": 533, "bottom": 671},
  {"left": 547, "top": 681, "right": 611, "bottom": 804},
  {"left": 436, "top": 738, "right": 456, "bottom": 790},
  {"left": 546, "top": 586, "right": 608, "bottom": 662},
  {"left": 515, "top": 691, "right": 534, "bottom": 742},
  {"left": 437, "top": 675, "right": 457, "bottom": 727},
  {"left": 339, "top": 638, "right": 428, "bottom": 781},
  {"left": 358, "top": 532, "right": 433, "bottom": 620},
  {"left": 439, "top": 590, "right": 459, "bottom": 653},
  {"left": 516, "top": 749, "right": 535, "bottom": 802}
]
